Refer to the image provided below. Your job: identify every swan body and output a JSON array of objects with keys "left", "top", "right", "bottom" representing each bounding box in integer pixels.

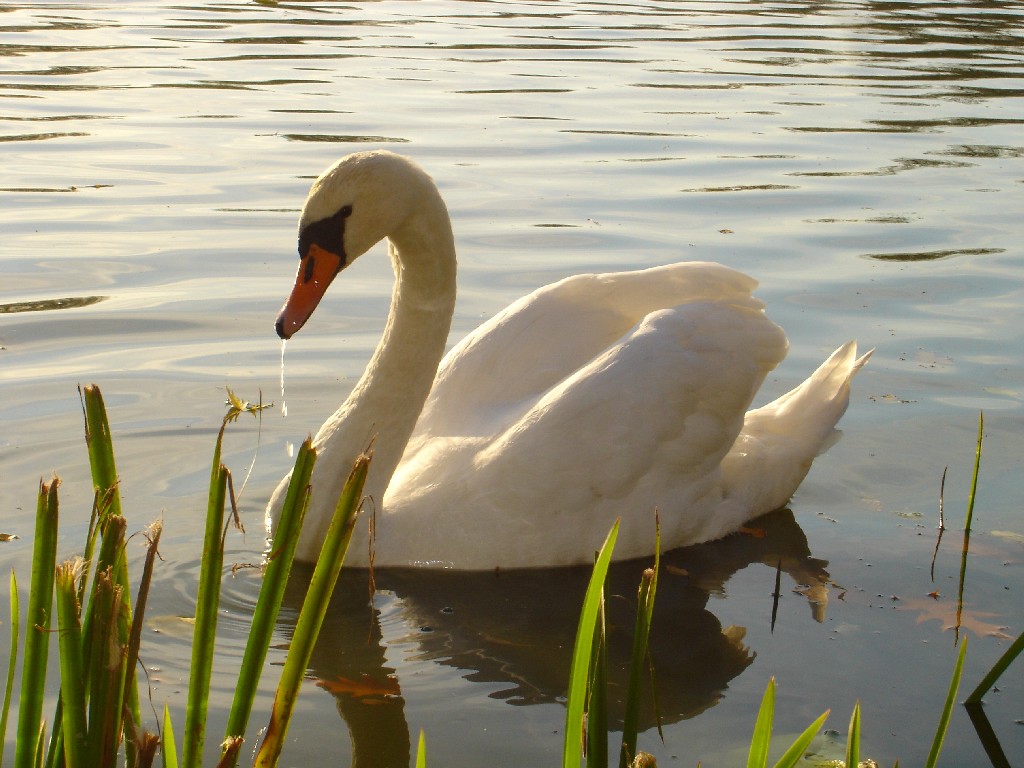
[{"left": 268, "top": 150, "right": 869, "bottom": 569}]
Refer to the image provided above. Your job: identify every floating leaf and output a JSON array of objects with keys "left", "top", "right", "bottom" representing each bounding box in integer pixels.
[{"left": 316, "top": 674, "right": 401, "bottom": 699}]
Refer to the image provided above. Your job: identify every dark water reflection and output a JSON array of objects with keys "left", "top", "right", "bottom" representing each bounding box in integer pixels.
[{"left": 285, "top": 509, "right": 826, "bottom": 767}]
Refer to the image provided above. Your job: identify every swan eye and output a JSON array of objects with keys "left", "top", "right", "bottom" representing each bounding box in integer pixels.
[{"left": 339, "top": 204, "right": 353, "bottom": 218}]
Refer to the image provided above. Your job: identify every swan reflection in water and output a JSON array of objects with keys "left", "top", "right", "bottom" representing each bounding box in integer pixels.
[{"left": 277, "top": 508, "right": 830, "bottom": 766}]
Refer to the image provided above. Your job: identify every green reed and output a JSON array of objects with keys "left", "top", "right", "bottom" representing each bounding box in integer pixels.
[
  {"left": 560, "top": 519, "right": 970, "bottom": 768},
  {"left": 1, "top": 385, "right": 366, "bottom": 767}
]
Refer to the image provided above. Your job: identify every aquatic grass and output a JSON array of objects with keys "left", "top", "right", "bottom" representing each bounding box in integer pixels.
[
  {"left": 954, "top": 410, "right": 1022, "bottom": 707},
  {"left": 2, "top": 385, "right": 367, "bottom": 766},
  {"left": 586, "top": 591, "right": 608, "bottom": 768},
  {"left": 563, "top": 519, "right": 619, "bottom": 768},
  {"left": 124, "top": 522, "right": 163, "bottom": 750},
  {"left": 222, "top": 437, "right": 317, "bottom": 762},
  {"left": 619, "top": 524, "right": 660, "bottom": 768},
  {"left": 966, "top": 631, "right": 1024, "bottom": 705},
  {"left": 53, "top": 561, "right": 87, "bottom": 768},
  {"left": 181, "top": 430, "right": 232, "bottom": 768},
  {"left": 13, "top": 478, "right": 59, "bottom": 768},
  {"left": 81, "top": 383, "right": 123, "bottom": 521},
  {"left": 844, "top": 702, "right": 861, "bottom": 768},
  {"left": 254, "top": 452, "right": 369, "bottom": 766},
  {"left": 0, "top": 571, "right": 17, "bottom": 768},
  {"left": 746, "top": 676, "right": 774, "bottom": 768},
  {"left": 162, "top": 705, "right": 178, "bottom": 768},
  {"left": 560, "top": 517, "right": 972, "bottom": 768},
  {"left": 415, "top": 729, "right": 427, "bottom": 768},
  {"left": 954, "top": 411, "right": 984, "bottom": 638},
  {"left": 925, "top": 637, "right": 967, "bottom": 768},
  {"left": 741, "top": 678, "right": 828, "bottom": 768}
]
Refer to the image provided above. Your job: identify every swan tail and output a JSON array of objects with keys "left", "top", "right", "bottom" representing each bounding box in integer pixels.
[
  {"left": 759, "top": 341, "right": 871, "bottom": 426},
  {"left": 720, "top": 341, "right": 870, "bottom": 520}
]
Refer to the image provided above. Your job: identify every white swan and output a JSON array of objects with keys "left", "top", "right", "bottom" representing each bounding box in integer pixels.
[{"left": 267, "top": 150, "right": 870, "bottom": 569}]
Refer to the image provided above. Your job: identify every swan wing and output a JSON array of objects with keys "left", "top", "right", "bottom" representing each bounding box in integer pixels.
[
  {"left": 386, "top": 269, "right": 788, "bottom": 567},
  {"left": 410, "top": 261, "right": 767, "bottom": 439}
]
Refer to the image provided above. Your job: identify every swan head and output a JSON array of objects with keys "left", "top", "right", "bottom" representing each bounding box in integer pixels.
[{"left": 276, "top": 150, "right": 440, "bottom": 339}]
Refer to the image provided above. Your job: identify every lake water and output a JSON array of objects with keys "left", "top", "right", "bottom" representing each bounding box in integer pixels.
[{"left": 2, "top": 0, "right": 1023, "bottom": 764}]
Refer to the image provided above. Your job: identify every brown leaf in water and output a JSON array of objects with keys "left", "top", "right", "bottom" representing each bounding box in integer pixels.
[
  {"left": 899, "top": 596, "right": 1012, "bottom": 639},
  {"left": 317, "top": 673, "right": 401, "bottom": 699}
]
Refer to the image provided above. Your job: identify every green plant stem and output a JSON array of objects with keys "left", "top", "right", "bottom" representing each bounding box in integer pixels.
[
  {"left": 620, "top": 524, "right": 660, "bottom": 768},
  {"left": 966, "top": 631, "right": 1024, "bottom": 704},
  {"left": 585, "top": 596, "right": 608, "bottom": 768},
  {"left": 122, "top": 522, "right": 163, "bottom": 747},
  {"left": 181, "top": 459, "right": 230, "bottom": 768},
  {"left": 771, "top": 710, "right": 830, "bottom": 768},
  {"left": 924, "top": 637, "right": 967, "bottom": 768},
  {"left": 80, "top": 385, "right": 140, "bottom": 763},
  {"left": 86, "top": 570, "right": 126, "bottom": 767},
  {"left": 415, "top": 729, "right": 426, "bottom": 768},
  {"left": 54, "top": 562, "right": 87, "bottom": 768},
  {"left": 254, "top": 453, "right": 369, "bottom": 767},
  {"left": 80, "top": 385, "right": 122, "bottom": 520},
  {"left": 955, "top": 412, "right": 984, "bottom": 640},
  {"left": 562, "top": 519, "right": 620, "bottom": 768},
  {"left": 964, "top": 411, "right": 983, "bottom": 534},
  {"left": 223, "top": 439, "right": 316, "bottom": 760},
  {"left": 0, "top": 571, "right": 19, "bottom": 768},
  {"left": 162, "top": 705, "right": 179, "bottom": 768},
  {"left": 747, "top": 677, "right": 775, "bottom": 768},
  {"left": 14, "top": 479, "right": 59, "bottom": 768},
  {"left": 844, "top": 702, "right": 861, "bottom": 768},
  {"left": 183, "top": 409, "right": 235, "bottom": 768}
]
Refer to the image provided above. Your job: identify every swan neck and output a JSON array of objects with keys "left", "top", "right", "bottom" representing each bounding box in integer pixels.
[{"left": 340, "top": 200, "right": 456, "bottom": 505}]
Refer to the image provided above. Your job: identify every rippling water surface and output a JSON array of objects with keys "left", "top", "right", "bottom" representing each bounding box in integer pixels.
[{"left": 2, "top": 1, "right": 1023, "bottom": 765}]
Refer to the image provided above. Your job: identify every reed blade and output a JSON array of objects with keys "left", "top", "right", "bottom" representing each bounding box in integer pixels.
[
  {"left": 844, "top": 702, "right": 861, "bottom": 768},
  {"left": 14, "top": 479, "right": 59, "bottom": 768},
  {"left": 746, "top": 677, "right": 775, "bottom": 768},
  {"left": 585, "top": 594, "right": 608, "bottom": 768},
  {"left": 562, "top": 519, "right": 619, "bottom": 768},
  {"left": 954, "top": 412, "right": 984, "bottom": 639},
  {"left": 254, "top": 453, "right": 369, "bottom": 767},
  {"left": 85, "top": 570, "right": 127, "bottom": 767},
  {"left": 620, "top": 518, "right": 660, "bottom": 768},
  {"left": 415, "top": 729, "right": 426, "bottom": 768},
  {"left": 924, "top": 638, "right": 967, "bottom": 768},
  {"left": 80, "top": 385, "right": 122, "bottom": 521},
  {"left": 966, "top": 631, "right": 1023, "bottom": 704},
  {"left": 223, "top": 439, "right": 317, "bottom": 759},
  {"left": 963, "top": 699, "right": 1012, "bottom": 768},
  {"left": 54, "top": 562, "right": 87, "bottom": 768},
  {"left": 162, "top": 704, "right": 179, "bottom": 768},
  {"left": 123, "top": 522, "right": 163, "bottom": 748},
  {"left": 181, "top": 459, "right": 229, "bottom": 768},
  {"left": 771, "top": 709, "right": 830, "bottom": 768},
  {"left": 1, "top": 571, "right": 19, "bottom": 768},
  {"left": 183, "top": 406, "right": 234, "bottom": 768}
]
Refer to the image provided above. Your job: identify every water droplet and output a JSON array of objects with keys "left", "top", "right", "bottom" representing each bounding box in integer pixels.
[{"left": 280, "top": 338, "right": 288, "bottom": 416}]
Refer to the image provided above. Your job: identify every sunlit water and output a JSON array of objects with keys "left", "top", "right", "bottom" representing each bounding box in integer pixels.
[{"left": 2, "top": 1, "right": 1023, "bottom": 764}]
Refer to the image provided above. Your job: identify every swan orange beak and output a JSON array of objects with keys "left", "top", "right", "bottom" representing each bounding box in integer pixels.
[{"left": 276, "top": 243, "right": 345, "bottom": 339}]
